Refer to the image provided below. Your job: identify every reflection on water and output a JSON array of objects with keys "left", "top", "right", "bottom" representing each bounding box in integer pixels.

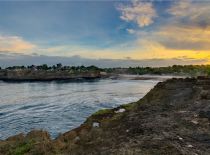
[{"left": 0, "top": 79, "right": 159, "bottom": 139}]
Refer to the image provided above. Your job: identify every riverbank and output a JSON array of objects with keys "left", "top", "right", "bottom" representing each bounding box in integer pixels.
[
  {"left": 0, "top": 79, "right": 158, "bottom": 140},
  {"left": 108, "top": 74, "right": 186, "bottom": 81},
  {"left": 1, "top": 77, "right": 210, "bottom": 154},
  {"left": 0, "top": 70, "right": 101, "bottom": 82},
  {"left": 0, "top": 69, "right": 186, "bottom": 82}
]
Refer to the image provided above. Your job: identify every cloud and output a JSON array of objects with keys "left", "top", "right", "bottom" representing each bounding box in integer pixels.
[
  {"left": 148, "top": 0, "right": 210, "bottom": 52},
  {"left": 168, "top": 0, "right": 210, "bottom": 28},
  {"left": 1, "top": 0, "right": 210, "bottom": 66},
  {"left": 135, "top": 39, "right": 210, "bottom": 61},
  {"left": 157, "top": 25, "right": 210, "bottom": 51},
  {"left": 117, "top": 1, "right": 157, "bottom": 27},
  {"left": 126, "top": 28, "right": 136, "bottom": 34},
  {"left": 168, "top": 0, "right": 210, "bottom": 18},
  {"left": 167, "top": 0, "right": 192, "bottom": 17},
  {"left": 115, "top": 0, "right": 210, "bottom": 63},
  {"left": 0, "top": 35, "right": 36, "bottom": 53},
  {"left": 0, "top": 51, "right": 207, "bottom": 68}
]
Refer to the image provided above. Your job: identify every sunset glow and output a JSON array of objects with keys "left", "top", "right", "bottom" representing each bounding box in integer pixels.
[{"left": 0, "top": 0, "right": 210, "bottom": 66}]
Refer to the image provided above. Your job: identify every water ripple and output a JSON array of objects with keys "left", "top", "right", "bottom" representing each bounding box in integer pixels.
[{"left": 0, "top": 79, "right": 159, "bottom": 140}]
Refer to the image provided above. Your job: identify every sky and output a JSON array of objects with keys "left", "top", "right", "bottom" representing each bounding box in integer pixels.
[{"left": 0, "top": 0, "right": 210, "bottom": 67}]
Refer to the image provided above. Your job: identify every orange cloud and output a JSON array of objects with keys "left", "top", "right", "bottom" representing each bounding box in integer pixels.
[
  {"left": 0, "top": 35, "right": 36, "bottom": 53},
  {"left": 134, "top": 40, "right": 210, "bottom": 60},
  {"left": 114, "top": 0, "right": 210, "bottom": 64}
]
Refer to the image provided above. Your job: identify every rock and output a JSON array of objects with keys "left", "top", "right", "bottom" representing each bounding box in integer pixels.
[
  {"left": 199, "top": 111, "right": 210, "bottom": 119},
  {"left": 191, "top": 120, "right": 199, "bottom": 125},
  {"left": 115, "top": 108, "right": 126, "bottom": 113},
  {"left": 74, "top": 136, "right": 80, "bottom": 142},
  {"left": 92, "top": 122, "right": 100, "bottom": 127},
  {"left": 177, "top": 136, "right": 183, "bottom": 141},
  {"left": 187, "top": 144, "right": 193, "bottom": 148},
  {"left": 200, "top": 90, "right": 210, "bottom": 99}
]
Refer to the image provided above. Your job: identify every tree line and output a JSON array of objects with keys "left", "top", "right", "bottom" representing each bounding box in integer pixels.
[
  {"left": 1, "top": 64, "right": 210, "bottom": 76},
  {"left": 126, "top": 65, "right": 210, "bottom": 76},
  {"left": 2, "top": 64, "right": 100, "bottom": 72}
]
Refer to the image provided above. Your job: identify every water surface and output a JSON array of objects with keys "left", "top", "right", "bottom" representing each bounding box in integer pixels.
[{"left": 0, "top": 79, "right": 159, "bottom": 139}]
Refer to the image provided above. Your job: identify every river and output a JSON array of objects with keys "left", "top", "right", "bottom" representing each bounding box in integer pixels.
[{"left": 0, "top": 79, "right": 160, "bottom": 139}]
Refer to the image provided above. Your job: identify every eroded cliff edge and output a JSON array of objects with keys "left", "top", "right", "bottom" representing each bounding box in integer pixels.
[{"left": 1, "top": 77, "right": 210, "bottom": 155}]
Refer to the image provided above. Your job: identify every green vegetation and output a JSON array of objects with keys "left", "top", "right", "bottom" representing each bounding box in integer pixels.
[
  {"left": 126, "top": 65, "right": 210, "bottom": 76},
  {"left": 102, "top": 65, "right": 210, "bottom": 76},
  {"left": 2, "top": 64, "right": 210, "bottom": 76},
  {"left": 10, "top": 141, "right": 33, "bottom": 155},
  {"left": 120, "top": 103, "right": 135, "bottom": 110},
  {"left": 3, "top": 64, "right": 101, "bottom": 73},
  {"left": 2, "top": 78, "right": 210, "bottom": 154},
  {"left": 92, "top": 108, "right": 113, "bottom": 116}
]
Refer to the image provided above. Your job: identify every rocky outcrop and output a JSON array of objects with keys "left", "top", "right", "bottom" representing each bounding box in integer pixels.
[
  {"left": 0, "top": 70, "right": 101, "bottom": 81},
  {"left": 1, "top": 77, "right": 210, "bottom": 155}
]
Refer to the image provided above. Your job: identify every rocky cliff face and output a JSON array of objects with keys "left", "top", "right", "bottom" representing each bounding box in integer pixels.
[{"left": 1, "top": 77, "right": 210, "bottom": 155}]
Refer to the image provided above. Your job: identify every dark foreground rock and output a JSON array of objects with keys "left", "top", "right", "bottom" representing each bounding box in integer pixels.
[{"left": 1, "top": 77, "right": 210, "bottom": 155}]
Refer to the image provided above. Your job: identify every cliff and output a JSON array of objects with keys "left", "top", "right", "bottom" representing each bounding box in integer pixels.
[
  {"left": 1, "top": 77, "right": 210, "bottom": 155},
  {"left": 0, "top": 70, "right": 101, "bottom": 81}
]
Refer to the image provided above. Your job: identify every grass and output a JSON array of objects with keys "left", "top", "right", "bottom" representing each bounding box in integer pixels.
[
  {"left": 11, "top": 141, "right": 33, "bottom": 155},
  {"left": 120, "top": 103, "right": 135, "bottom": 110},
  {"left": 91, "top": 102, "right": 136, "bottom": 118},
  {"left": 92, "top": 109, "right": 113, "bottom": 116}
]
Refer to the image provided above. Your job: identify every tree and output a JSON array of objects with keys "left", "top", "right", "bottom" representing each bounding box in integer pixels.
[
  {"left": 87, "top": 65, "right": 99, "bottom": 71},
  {"left": 42, "top": 64, "right": 48, "bottom": 70},
  {"left": 52, "top": 65, "right": 56, "bottom": 70},
  {"left": 21, "top": 66, "right": 26, "bottom": 69},
  {"left": 56, "top": 63, "right": 62, "bottom": 69}
]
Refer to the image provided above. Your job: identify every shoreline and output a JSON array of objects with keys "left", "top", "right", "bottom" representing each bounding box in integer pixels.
[
  {"left": 0, "top": 72, "right": 186, "bottom": 83},
  {"left": 1, "top": 77, "right": 210, "bottom": 154},
  {"left": 0, "top": 69, "right": 101, "bottom": 82},
  {"left": 109, "top": 74, "right": 187, "bottom": 81},
  {"left": 0, "top": 77, "right": 101, "bottom": 82}
]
